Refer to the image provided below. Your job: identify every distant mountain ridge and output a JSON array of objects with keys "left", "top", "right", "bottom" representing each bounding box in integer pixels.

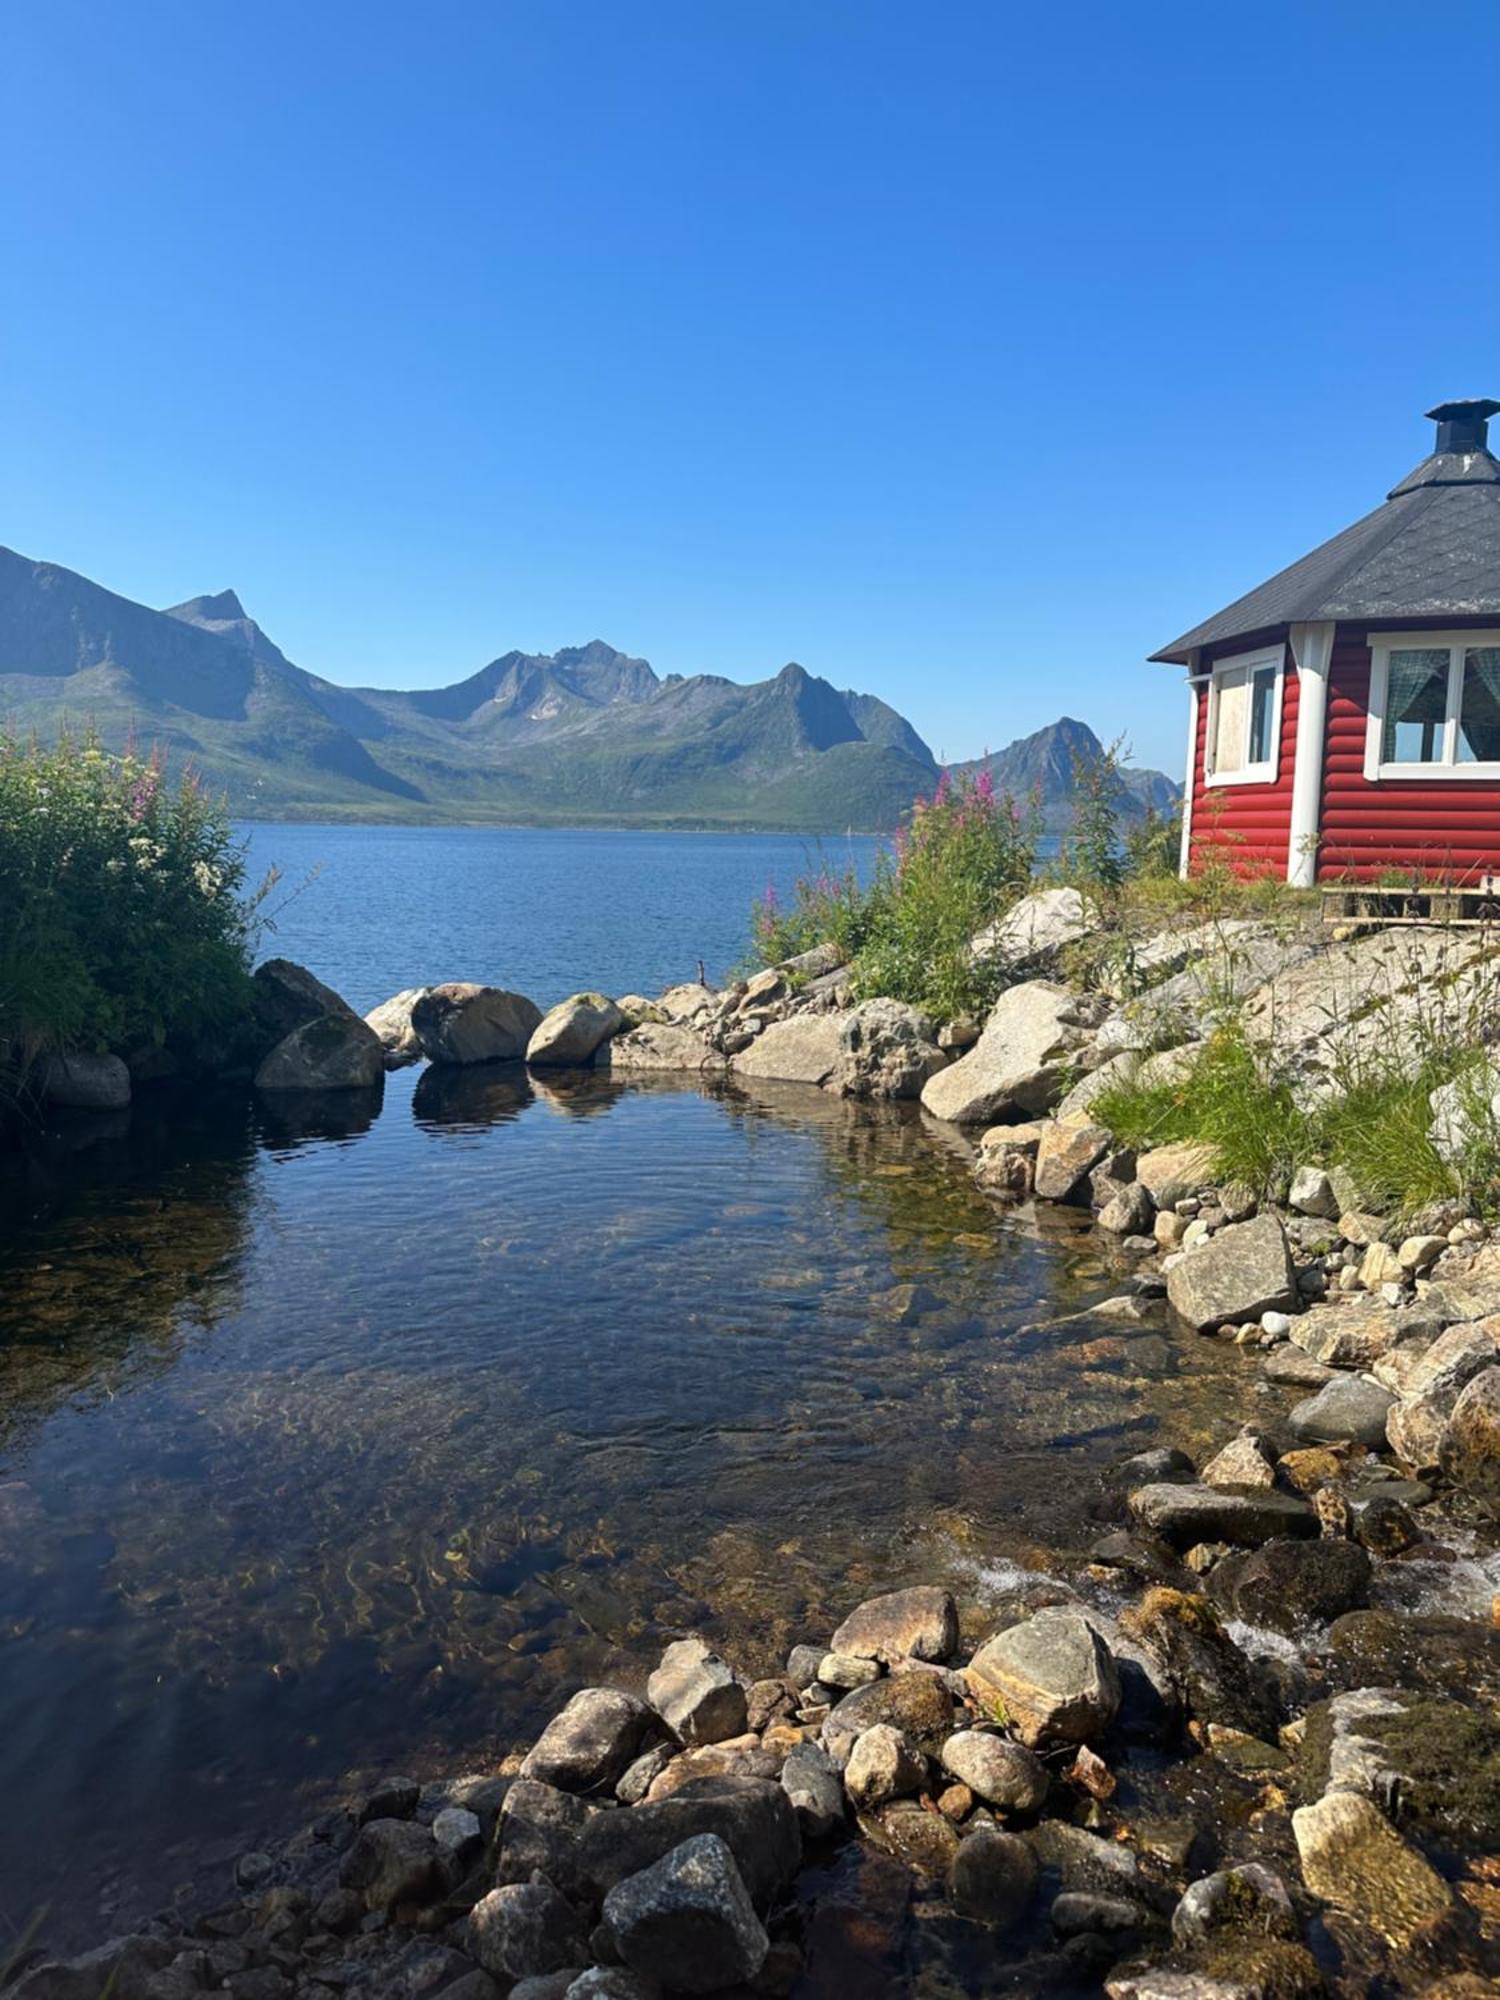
[
  {"left": 0, "top": 544, "right": 1177, "bottom": 831},
  {"left": 951, "top": 717, "right": 1180, "bottom": 833}
]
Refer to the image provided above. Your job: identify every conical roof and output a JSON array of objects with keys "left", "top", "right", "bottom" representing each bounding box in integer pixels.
[{"left": 1151, "top": 400, "right": 1500, "bottom": 663}]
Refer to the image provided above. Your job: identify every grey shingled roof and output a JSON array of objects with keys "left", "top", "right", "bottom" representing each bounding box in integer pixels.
[{"left": 1151, "top": 445, "right": 1500, "bottom": 663}]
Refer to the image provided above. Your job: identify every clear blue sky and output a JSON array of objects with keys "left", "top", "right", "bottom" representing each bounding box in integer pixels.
[{"left": 5, "top": 1, "right": 1497, "bottom": 775}]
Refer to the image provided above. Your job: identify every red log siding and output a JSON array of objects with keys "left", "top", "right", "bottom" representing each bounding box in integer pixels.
[
  {"left": 1319, "top": 627, "right": 1500, "bottom": 883},
  {"left": 1187, "top": 632, "right": 1298, "bottom": 880}
]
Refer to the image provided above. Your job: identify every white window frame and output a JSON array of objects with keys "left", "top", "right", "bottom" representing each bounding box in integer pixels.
[
  {"left": 1365, "top": 629, "right": 1500, "bottom": 780},
  {"left": 1203, "top": 644, "right": 1284, "bottom": 787}
]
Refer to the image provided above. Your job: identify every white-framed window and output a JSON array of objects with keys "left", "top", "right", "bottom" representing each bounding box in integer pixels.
[
  {"left": 1365, "top": 630, "right": 1500, "bottom": 780},
  {"left": 1204, "top": 644, "right": 1284, "bottom": 786}
]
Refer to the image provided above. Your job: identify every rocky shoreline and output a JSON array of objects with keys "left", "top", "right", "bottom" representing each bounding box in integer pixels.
[{"left": 13, "top": 897, "right": 1500, "bottom": 1997}]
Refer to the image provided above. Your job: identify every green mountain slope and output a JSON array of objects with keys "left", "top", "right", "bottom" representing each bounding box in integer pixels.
[
  {"left": 0, "top": 546, "right": 1177, "bottom": 832},
  {"left": 0, "top": 546, "right": 939, "bottom": 829}
]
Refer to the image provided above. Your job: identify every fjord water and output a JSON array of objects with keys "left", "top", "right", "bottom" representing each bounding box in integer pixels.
[
  {"left": 2, "top": 826, "right": 1234, "bottom": 1949},
  {"left": 239, "top": 823, "right": 887, "bottom": 1009}
]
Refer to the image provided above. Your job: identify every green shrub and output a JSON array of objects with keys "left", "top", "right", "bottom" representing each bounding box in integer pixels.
[
  {"left": 0, "top": 731, "right": 255, "bottom": 1091},
  {"left": 850, "top": 770, "right": 1041, "bottom": 1021},
  {"left": 748, "top": 771, "right": 1040, "bottom": 1022},
  {"left": 749, "top": 854, "right": 877, "bottom": 969}
]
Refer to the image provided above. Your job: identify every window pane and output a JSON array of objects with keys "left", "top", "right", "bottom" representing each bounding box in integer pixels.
[
  {"left": 1459, "top": 648, "right": 1500, "bottom": 763},
  {"left": 1212, "top": 670, "right": 1248, "bottom": 773},
  {"left": 1381, "top": 648, "right": 1450, "bottom": 764},
  {"left": 1247, "top": 665, "right": 1276, "bottom": 765}
]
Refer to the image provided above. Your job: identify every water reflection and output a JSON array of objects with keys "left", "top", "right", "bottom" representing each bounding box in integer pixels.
[
  {"left": 254, "top": 1083, "right": 385, "bottom": 1148},
  {"left": 0, "top": 1064, "right": 1260, "bottom": 1952}
]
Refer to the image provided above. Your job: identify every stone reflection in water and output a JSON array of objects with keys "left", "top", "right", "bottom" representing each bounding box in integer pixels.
[
  {"left": 254, "top": 1083, "right": 385, "bottom": 1149},
  {"left": 0, "top": 1064, "right": 1261, "bottom": 1950},
  {"left": 0, "top": 1088, "right": 259, "bottom": 1449}
]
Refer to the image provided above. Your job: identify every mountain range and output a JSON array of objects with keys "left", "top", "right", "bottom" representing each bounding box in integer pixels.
[{"left": 0, "top": 544, "right": 1176, "bottom": 832}]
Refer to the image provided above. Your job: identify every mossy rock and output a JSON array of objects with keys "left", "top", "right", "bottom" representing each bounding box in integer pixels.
[{"left": 1362, "top": 1699, "right": 1500, "bottom": 1847}]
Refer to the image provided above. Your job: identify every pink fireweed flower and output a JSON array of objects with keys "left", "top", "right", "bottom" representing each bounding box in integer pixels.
[
  {"left": 975, "top": 764, "right": 994, "bottom": 805},
  {"left": 932, "top": 768, "right": 950, "bottom": 806}
]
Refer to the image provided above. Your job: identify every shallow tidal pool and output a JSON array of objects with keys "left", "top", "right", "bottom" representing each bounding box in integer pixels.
[{"left": 2, "top": 1066, "right": 1272, "bottom": 1950}]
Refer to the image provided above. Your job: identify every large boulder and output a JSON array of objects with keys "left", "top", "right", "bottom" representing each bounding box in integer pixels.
[
  {"left": 920, "top": 981, "right": 1081, "bottom": 1124},
  {"left": 520, "top": 1688, "right": 660, "bottom": 1794},
  {"left": 364, "top": 987, "right": 429, "bottom": 1067},
  {"left": 647, "top": 1639, "right": 747, "bottom": 1746},
  {"left": 1291, "top": 1790, "right": 1451, "bottom": 1948},
  {"left": 1287, "top": 1374, "right": 1394, "bottom": 1447},
  {"left": 1207, "top": 1537, "right": 1371, "bottom": 1635},
  {"left": 38, "top": 1052, "right": 131, "bottom": 1111},
  {"left": 575, "top": 1774, "right": 801, "bottom": 1908},
  {"left": 606, "top": 1022, "right": 727, "bottom": 1072},
  {"left": 251, "top": 957, "right": 356, "bottom": 1048},
  {"left": 1438, "top": 1365, "right": 1500, "bottom": 1515},
  {"left": 1128, "top": 1483, "right": 1315, "bottom": 1548},
  {"left": 254, "top": 1012, "right": 385, "bottom": 1092},
  {"left": 1165, "top": 1213, "right": 1297, "bottom": 1331},
  {"left": 964, "top": 1609, "right": 1121, "bottom": 1747},
  {"left": 411, "top": 982, "right": 543, "bottom": 1064},
  {"left": 730, "top": 1014, "right": 846, "bottom": 1086},
  {"left": 469, "top": 1879, "right": 588, "bottom": 1983},
  {"left": 834, "top": 999, "right": 948, "bottom": 1100},
  {"left": 829, "top": 1586, "right": 958, "bottom": 1665},
  {"left": 602, "top": 1833, "right": 768, "bottom": 1994},
  {"left": 971, "top": 886, "right": 1097, "bottom": 968},
  {"left": 1289, "top": 1300, "right": 1401, "bottom": 1369},
  {"left": 1431, "top": 1053, "right": 1500, "bottom": 1164},
  {"left": 1033, "top": 1120, "right": 1112, "bottom": 1203},
  {"left": 339, "top": 1817, "right": 439, "bottom": 1910},
  {"left": 1386, "top": 1319, "right": 1500, "bottom": 1470},
  {"left": 1245, "top": 925, "right": 1499, "bottom": 1093},
  {"left": 527, "top": 992, "right": 626, "bottom": 1068}
]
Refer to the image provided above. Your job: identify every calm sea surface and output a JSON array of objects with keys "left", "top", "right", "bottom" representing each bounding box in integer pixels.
[
  {"left": 0, "top": 826, "right": 1398, "bottom": 1976},
  {"left": 238, "top": 824, "right": 887, "bottom": 1011}
]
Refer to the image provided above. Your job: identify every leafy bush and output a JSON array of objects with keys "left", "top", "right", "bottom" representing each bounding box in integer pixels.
[
  {"left": 0, "top": 732, "right": 255, "bottom": 1090},
  {"left": 851, "top": 771, "right": 1040, "bottom": 1021},
  {"left": 748, "top": 770, "right": 1040, "bottom": 1021},
  {"left": 749, "top": 855, "right": 876, "bottom": 970}
]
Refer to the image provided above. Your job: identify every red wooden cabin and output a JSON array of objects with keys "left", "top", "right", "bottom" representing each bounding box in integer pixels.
[{"left": 1153, "top": 398, "right": 1500, "bottom": 886}]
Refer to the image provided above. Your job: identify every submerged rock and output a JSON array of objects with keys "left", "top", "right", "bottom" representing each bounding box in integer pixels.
[
  {"left": 949, "top": 1824, "right": 1039, "bottom": 1927},
  {"left": 1292, "top": 1789, "right": 1451, "bottom": 1947}
]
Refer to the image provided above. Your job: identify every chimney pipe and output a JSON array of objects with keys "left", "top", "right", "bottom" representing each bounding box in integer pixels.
[{"left": 1426, "top": 398, "right": 1500, "bottom": 454}]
